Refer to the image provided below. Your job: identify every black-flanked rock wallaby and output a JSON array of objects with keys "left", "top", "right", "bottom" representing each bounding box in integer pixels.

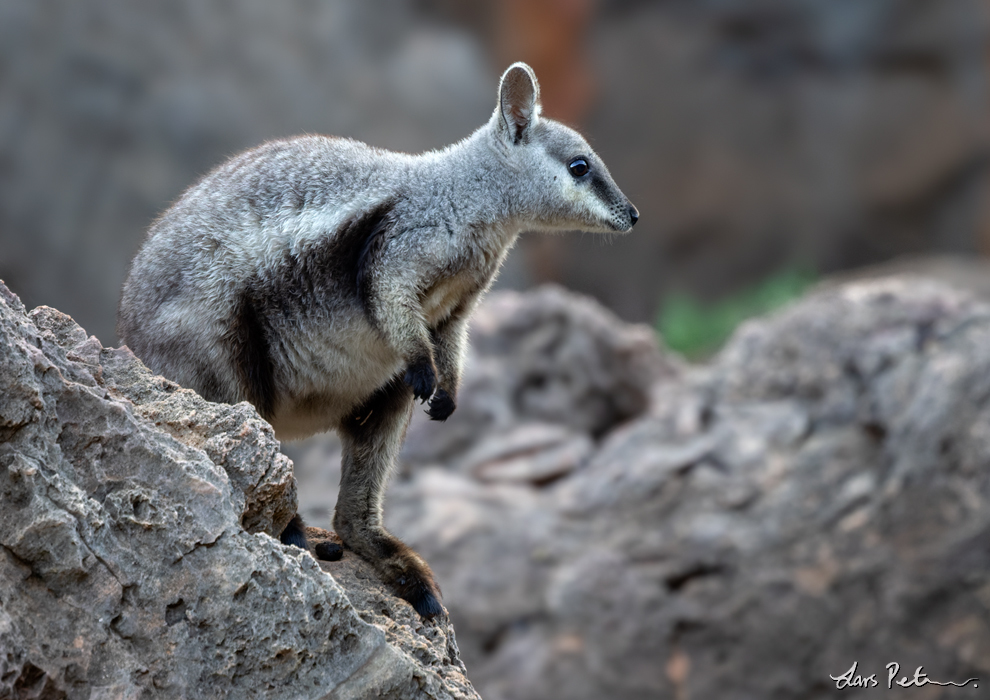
[{"left": 118, "top": 62, "right": 638, "bottom": 618}]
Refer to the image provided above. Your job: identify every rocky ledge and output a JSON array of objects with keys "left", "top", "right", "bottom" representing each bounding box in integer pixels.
[{"left": 0, "top": 280, "right": 479, "bottom": 700}]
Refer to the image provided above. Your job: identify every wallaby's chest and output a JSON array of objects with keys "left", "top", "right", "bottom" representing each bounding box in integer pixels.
[
  {"left": 419, "top": 273, "right": 477, "bottom": 328},
  {"left": 415, "top": 224, "right": 510, "bottom": 328}
]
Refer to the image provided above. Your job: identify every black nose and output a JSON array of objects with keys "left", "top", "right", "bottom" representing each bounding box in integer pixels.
[{"left": 628, "top": 204, "right": 639, "bottom": 226}]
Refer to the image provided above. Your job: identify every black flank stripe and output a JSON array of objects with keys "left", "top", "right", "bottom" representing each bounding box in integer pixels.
[
  {"left": 353, "top": 202, "right": 396, "bottom": 312},
  {"left": 232, "top": 283, "right": 278, "bottom": 420},
  {"left": 226, "top": 199, "right": 397, "bottom": 420}
]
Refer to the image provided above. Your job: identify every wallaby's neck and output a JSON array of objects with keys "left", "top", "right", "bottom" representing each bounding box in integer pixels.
[{"left": 409, "top": 125, "right": 526, "bottom": 245}]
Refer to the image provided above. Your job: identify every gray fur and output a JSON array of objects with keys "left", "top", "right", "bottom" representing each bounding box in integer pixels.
[{"left": 118, "top": 62, "right": 637, "bottom": 617}]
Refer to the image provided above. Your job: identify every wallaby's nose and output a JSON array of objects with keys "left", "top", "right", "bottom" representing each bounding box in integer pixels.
[{"left": 628, "top": 204, "right": 639, "bottom": 226}]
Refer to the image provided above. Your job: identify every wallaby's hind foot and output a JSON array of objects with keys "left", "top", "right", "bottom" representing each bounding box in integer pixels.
[
  {"left": 333, "top": 375, "right": 442, "bottom": 618},
  {"left": 377, "top": 537, "right": 443, "bottom": 619},
  {"left": 304, "top": 520, "right": 439, "bottom": 615},
  {"left": 335, "top": 518, "right": 443, "bottom": 618}
]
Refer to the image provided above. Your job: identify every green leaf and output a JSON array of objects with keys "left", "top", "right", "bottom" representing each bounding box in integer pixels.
[{"left": 657, "top": 266, "right": 816, "bottom": 358}]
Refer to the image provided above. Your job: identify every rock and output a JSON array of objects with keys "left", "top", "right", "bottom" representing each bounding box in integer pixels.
[
  {"left": 383, "top": 279, "right": 990, "bottom": 699},
  {"left": 0, "top": 280, "right": 479, "bottom": 700},
  {"left": 15, "top": 266, "right": 986, "bottom": 699},
  {"left": 824, "top": 253, "right": 990, "bottom": 302},
  {"left": 466, "top": 423, "right": 593, "bottom": 486}
]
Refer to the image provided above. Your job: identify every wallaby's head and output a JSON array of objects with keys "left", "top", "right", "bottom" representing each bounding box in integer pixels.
[{"left": 488, "top": 62, "right": 638, "bottom": 234}]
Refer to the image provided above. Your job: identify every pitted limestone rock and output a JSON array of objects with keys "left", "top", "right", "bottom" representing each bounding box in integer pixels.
[{"left": 0, "top": 280, "right": 479, "bottom": 700}]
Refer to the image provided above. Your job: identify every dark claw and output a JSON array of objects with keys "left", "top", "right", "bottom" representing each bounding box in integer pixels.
[
  {"left": 427, "top": 388, "right": 456, "bottom": 421},
  {"left": 314, "top": 541, "right": 343, "bottom": 561},
  {"left": 403, "top": 359, "right": 436, "bottom": 402}
]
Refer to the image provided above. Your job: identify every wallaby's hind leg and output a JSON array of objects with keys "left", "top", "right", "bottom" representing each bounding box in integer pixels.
[{"left": 334, "top": 376, "right": 443, "bottom": 618}]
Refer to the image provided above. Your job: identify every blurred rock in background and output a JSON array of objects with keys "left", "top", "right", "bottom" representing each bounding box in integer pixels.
[
  {"left": 576, "top": 0, "right": 989, "bottom": 320},
  {"left": 1, "top": 0, "right": 988, "bottom": 343},
  {"left": 384, "top": 280, "right": 990, "bottom": 699}
]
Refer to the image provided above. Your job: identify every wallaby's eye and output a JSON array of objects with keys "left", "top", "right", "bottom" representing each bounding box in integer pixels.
[{"left": 568, "top": 158, "right": 590, "bottom": 178}]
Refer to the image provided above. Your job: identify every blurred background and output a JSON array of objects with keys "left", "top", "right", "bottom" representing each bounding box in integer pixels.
[{"left": 2, "top": 0, "right": 989, "bottom": 352}]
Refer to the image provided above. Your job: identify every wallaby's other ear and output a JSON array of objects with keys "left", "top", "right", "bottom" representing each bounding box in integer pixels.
[{"left": 497, "top": 62, "right": 541, "bottom": 145}]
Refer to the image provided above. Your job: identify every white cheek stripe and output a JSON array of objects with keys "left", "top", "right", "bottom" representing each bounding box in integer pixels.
[{"left": 560, "top": 178, "right": 614, "bottom": 226}]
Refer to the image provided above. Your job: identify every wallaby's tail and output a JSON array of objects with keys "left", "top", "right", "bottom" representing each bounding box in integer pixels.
[{"left": 279, "top": 514, "right": 308, "bottom": 549}]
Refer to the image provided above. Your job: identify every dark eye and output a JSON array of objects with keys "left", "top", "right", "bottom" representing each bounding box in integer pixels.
[{"left": 568, "top": 158, "right": 589, "bottom": 177}]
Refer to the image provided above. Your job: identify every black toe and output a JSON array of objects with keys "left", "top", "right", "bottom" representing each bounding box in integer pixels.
[{"left": 408, "top": 586, "right": 444, "bottom": 619}]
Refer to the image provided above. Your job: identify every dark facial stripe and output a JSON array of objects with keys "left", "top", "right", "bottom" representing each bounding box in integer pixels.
[{"left": 590, "top": 172, "right": 614, "bottom": 208}]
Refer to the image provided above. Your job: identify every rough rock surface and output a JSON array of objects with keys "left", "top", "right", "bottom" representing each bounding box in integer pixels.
[
  {"left": 374, "top": 279, "right": 990, "bottom": 699},
  {"left": 0, "top": 280, "right": 478, "bottom": 700}
]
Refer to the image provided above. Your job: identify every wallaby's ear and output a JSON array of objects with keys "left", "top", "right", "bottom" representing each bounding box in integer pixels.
[{"left": 497, "top": 62, "right": 541, "bottom": 145}]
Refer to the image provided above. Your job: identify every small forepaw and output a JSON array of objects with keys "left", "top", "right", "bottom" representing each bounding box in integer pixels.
[
  {"left": 403, "top": 359, "right": 436, "bottom": 402},
  {"left": 427, "top": 388, "right": 456, "bottom": 421}
]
